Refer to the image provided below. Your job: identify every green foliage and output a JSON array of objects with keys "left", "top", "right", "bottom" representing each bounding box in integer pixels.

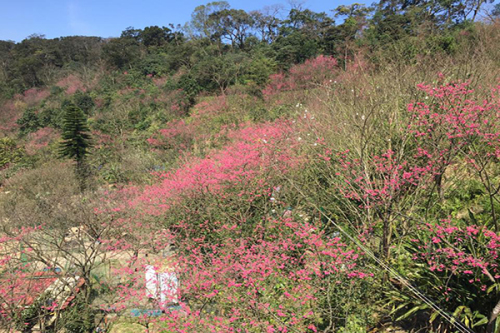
[
  {"left": 192, "top": 50, "right": 250, "bottom": 93},
  {"left": 274, "top": 31, "right": 320, "bottom": 68},
  {"left": 59, "top": 104, "right": 92, "bottom": 162},
  {"left": 0, "top": 137, "right": 24, "bottom": 169},
  {"left": 317, "top": 274, "right": 378, "bottom": 332},
  {"left": 50, "top": 85, "right": 64, "bottom": 95},
  {"left": 17, "top": 107, "right": 41, "bottom": 135},
  {"left": 39, "top": 107, "right": 64, "bottom": 128},
  {"left": 102, "top": 37, "right": 141, "bottom": 69},
  {"left": 493, "top": 3, "right": 500, "bottom": 17},
  {"left": 208, "top": 8, "right": 255, "bottom": 48},
  {"left": 100, "top": 162, "right": 127, "bottom": 184},
  {"left": 134, "top": 53, "right": 171, "bottom": 76},
  {"left": 187, "top": 1, "right": 231, "bottom": 38},
  {"left": 15, "top": 294, "right": 50, "bottom": 330},
  {"left": 244, "top": 54, "right": 277, "bottom": 86},
  {"left": 387, "top": 234, "right": 494, "bottom": 331},
  {"left": 176, "top": 74, "right": 201, "bottom": 106},
  {"left": 74, "top": 91, "right": 95, "bottom": 115},
  {"left": 140, "top": 25, "right": 174, "bottom": 47},
  {"left": 248, "top": 107, "right": 268, "bottom": 121},
  {"left": 59, "top": 293, "right": 96, "bottom": 333}
]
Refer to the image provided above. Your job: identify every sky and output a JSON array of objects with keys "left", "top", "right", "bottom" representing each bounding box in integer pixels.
[{"left": 0, "top": 0, "right": 350, "bottom": 42}]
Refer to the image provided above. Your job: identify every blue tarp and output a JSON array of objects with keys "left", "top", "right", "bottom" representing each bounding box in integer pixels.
[{"left": 130, "top": 305, "right": 182, "bottom": 317}]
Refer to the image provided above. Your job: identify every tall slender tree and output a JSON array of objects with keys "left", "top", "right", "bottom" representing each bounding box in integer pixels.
[{"left": 59, "top": 104, "right": 92, "bottom": 192}]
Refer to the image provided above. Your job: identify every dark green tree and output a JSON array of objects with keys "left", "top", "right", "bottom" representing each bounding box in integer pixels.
[
  {"left": 59, "top": 104, "right": 92, "bottom": 191},
  {"left": 492, "top": 3, "right": 500, "bottom": 17},
  {"left": 140, "top": 26, "right": 174, "bottom": 47},
  {"left": 121, "top": 26, "right": 142, "bottom": 40},
  {"left": 327, "top": 4, "right": 373, "bottom": 63},
  {"left": 17, "top": 107, "right": 41, "bottom": 135},
  {"left": 73, "top": 92, "right": 95, "bottom": 115},
  {"left": 0, "top": 137, "right": 24, "bottom": 169},
  {"left": 187, "top": 1, "right": 230, "bottom": 38},
  {"left": 208, "top": 9, "right": 255, "bottom": 48},
  {"left": 250, "top": 8, "right": 282, "bottom": 43},
  {"left": 102, "top": 37, "right": 140, "bottom": 69}
]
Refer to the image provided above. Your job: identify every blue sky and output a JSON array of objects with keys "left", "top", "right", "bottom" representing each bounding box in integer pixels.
[{"left": 0, "top": 0, "right": 350, "bottom": 42}]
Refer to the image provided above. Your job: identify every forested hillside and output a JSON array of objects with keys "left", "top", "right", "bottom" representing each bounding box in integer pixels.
[{"left": 1, "top": 1, "right": 500, "bottom": 332}]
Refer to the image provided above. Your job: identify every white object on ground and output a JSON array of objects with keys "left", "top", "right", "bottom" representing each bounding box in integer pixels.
[
  {"left": 145, "top": 265, "right": 158, "bottom": 299},
  {"left": 159, "top": 271, "right": 179, "bottom": 305},
  {"left": 145, "top": 265, "right": 179, "bottom": 305}
]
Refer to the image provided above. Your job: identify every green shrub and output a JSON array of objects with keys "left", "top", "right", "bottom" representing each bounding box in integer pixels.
[
  {"left": 17, "top": 107, "right": 41, "bottom": 135},
  {"left": 0, "top": 137, "right": 24, "bottom": 169}
]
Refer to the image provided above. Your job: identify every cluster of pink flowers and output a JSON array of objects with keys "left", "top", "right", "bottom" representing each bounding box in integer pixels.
[
  {"left": 332, "top": 149, "right": 427, "bottom": 208},
  {"left": 56, "top": 75, "right": 86, "bottom": 95},
  {"left": 20, "top": 88, "right": 50, "bottom": 106},
  {"left": 147, "top": 119, "right": 194, "bottom": 152},
  {"left": 109, "top": 216, "right": 371, "bottom": 332},
  {"left": 136, "top": 120, "right": 299, "bottom": 214},
  {"left": 410, "top": 220, "right": 500, "bottom": 302},
  {"left": 96, "top": 111, "right": 375, "bottom": 331},
  {"left": 263, "top": 55, "right": 339, "bottom": 99},
  {"left": 289, "top": 55, "right": 338, "bottom": 87},
  {"left": 191, "top": 96, "right": 228, "bottom": 120},
  {"left": 0, "top": 101, "right": 19, "bottom": 133},
  {"left": 25, "top": 127, "right": 59, "bottom": 155},
  {"left": 408, "top": 80, "right": 500, "bottom": 176}
]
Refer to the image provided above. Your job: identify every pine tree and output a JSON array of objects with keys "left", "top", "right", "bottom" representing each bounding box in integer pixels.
[{"left": 59, "top": 104, "right": 92, "bottom": 191}]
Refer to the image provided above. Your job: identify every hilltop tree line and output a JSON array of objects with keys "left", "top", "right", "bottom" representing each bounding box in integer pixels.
[{"left": 0, "top": 0, "right": 498, "bottom": 99}]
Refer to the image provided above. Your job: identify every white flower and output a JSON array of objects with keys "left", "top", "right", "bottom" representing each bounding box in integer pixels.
[
  {"left": 298, "top": 137, "right": 302, "bottom": 141},
  {"left": 361, "top": 115, "right": 365, "bottom": 121}
]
